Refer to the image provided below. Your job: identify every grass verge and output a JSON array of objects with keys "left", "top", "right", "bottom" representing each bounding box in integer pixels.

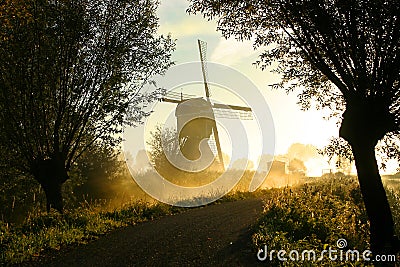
[
  {"left": 252, "top": 174, "right": 400, "bottom": 266},
  {"left": 0, "top": 201, "right": 184, "bottom": 265}
]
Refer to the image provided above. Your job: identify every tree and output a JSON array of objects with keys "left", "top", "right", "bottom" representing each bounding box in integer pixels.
[
  {"left": 188, "top": 0, "right": 400, "bottom": 254},
  {"left": 132, "top": 149, "right": 151, "bottom": 174},
  {"left": 288, "top": 158, "right": 307, "bottom": 175},
  {"left": 147, "top": 125, "right": 223, "bottom": 185},
  {"left": 71, "top": 144, "right": 123, "bottom": 201},
  {"left": 0, "top": 0, "right": 174, "bottom": 212},
  {"left": 320, "top": 137, "right": 354, "bottom": 173},
  {"left": 147, "top": 125, "right": 181, "bottom": 176}
]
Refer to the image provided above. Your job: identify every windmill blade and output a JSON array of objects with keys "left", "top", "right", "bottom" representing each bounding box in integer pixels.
[
  {"left": 213, "top": 108, "right": 253, "bottom": 120},
  {"left": 212, "top": 103, "right": 253, "bottom": 120},
  {"left": 212, "top": 103, "right": 251, "bottom": 112},
  {"left": 198, "top": 39, "right": 224, "bottom": 170},
  {"left": 198, "top": 40, "right": 211, "bottom": 99},
  {"left": 161, "top": 97, "right": 183, "bottom": 104},
  {"left": 160, "top": 91, "right": 197, "bottom": 103},
  {"left": 211, "top": 120, "right": 225, "bottom": 170}
]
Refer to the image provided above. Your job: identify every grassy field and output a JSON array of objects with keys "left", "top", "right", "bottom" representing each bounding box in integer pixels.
[
  {"left": 252, "top": 173, "right": 400, "bottom": 266},
  {"left": 0, "top": 189, "right": 257, "bottom": 265},
  {"left": 0, "top": 201, "right": 186, "bottom": 265},
  {"left": 1, "top": 172, "right": 399, "bottom": 265}
]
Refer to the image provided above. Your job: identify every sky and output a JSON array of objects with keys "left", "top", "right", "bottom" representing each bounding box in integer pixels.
[
  {"left": 155, "top": 0, "right": 339, "bottom": 154},
  {"left": 124, "top": 0, "right": 397, "bottom": 176}
]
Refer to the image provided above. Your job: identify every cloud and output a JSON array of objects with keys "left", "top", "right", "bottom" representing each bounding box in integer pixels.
[
  {"left": 210, "top": 37, "right": 261, "bottom": 66},
  {"left": 157, "top": 0, "right": 217, "bottom": 39}
]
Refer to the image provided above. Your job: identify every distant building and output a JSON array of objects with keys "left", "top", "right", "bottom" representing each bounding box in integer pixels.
[{"left": 260, "top": 160, "right": 290, "bottom": 189}]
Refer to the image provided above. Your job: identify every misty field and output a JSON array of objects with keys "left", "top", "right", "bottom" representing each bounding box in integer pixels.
[{"left": 1, "top": 170, "right": 399, "bottom": 265}]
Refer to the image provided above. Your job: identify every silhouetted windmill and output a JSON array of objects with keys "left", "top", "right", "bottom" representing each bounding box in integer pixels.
[{"left": 161, "top": 40, "right": 253, "bottom": 171}]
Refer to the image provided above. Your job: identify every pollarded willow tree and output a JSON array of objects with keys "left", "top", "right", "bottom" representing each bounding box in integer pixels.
[
  {"left": 0, "top": 0, "right": 174, "bottom": 212},
  {"left": 188, "top": 0, "right": 400, "bottom": 254}
]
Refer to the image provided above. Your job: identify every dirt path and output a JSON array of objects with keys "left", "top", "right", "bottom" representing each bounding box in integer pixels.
[{"left": 36, "top": 199, "right": 264, "bottom": 266}]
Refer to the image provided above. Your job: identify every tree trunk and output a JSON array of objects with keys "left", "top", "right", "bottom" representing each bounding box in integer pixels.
[
  {"left": 350, "top": 141, "right": 395, "bottom": 254},
  {"left": 31, "top": 156, "right": 69, "bottom": 213},
  {"left": 41, "top": 178, "right": 64, "bottom": 212},
  {"left": 339, "top": 101, "right": 399, "bottom": 255}
]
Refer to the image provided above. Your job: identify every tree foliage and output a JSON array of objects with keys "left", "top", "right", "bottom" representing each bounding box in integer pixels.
[
  {"left": 319, "top": 137, "right": 354, "bottom": 171},
  {"left": 188, "top": 0, "right": 399, "bottom": 153},
  {"left": 147, "top": 125, "right": 180, "bottom": 176},
  {"left": 288, "top": 158, "right": 307, "bottom": 174},
  {"left": 146, "top": 125, "right": 224, "bottom": 186},
  {"left": 0, "top": 0, "right": 174, "bottom": 211}
]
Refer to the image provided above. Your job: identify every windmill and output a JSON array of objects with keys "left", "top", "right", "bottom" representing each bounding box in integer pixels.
[{"left": 161, "top": 40, "right": 253, "bottom": 171}]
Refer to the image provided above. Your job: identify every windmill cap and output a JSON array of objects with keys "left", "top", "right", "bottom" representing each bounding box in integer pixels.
[{"left": 175, "top": 98, "right": 214, "bottom": 118}]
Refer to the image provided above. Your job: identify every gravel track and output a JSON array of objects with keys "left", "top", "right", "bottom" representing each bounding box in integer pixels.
[{"left": 35, "top": 198, "right": 264, "bottom": 267}]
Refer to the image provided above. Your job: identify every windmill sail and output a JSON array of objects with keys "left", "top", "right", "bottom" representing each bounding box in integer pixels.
[
  {"left": 213, "top": 108, "right": 253, "bottom": 120},
  {"left": 198, "top": 40, "right": 211, "bottom": 99},
  {"left": 212, "top": 103, "right": 253, "bottom": 120},
  {"left": 198, "top": 39, "right": 225, "bottom": 169}
]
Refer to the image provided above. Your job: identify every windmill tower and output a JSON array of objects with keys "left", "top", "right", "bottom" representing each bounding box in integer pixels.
[{"left": 161, "top": 40, "right": 253, "bottom": 171}]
